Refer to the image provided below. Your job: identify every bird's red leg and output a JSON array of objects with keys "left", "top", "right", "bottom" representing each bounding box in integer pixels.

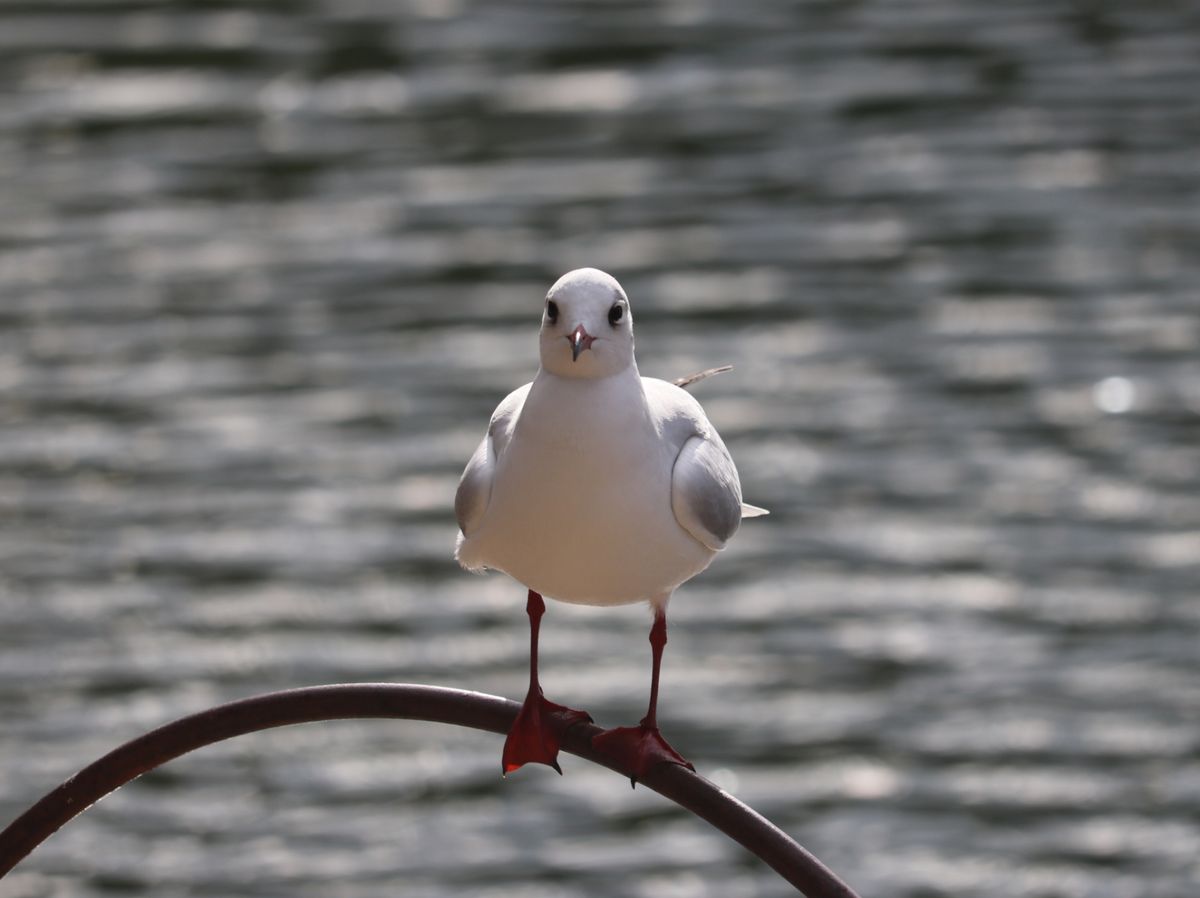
[
  {"left": 502, "top": 589, "right": 592, "bottom": 775},
  {"left": 592, "top": 607, "right": 694, "bottom": 786}
]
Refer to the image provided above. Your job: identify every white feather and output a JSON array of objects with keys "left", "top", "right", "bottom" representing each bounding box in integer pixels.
[{"left": 454, "top": 269, "right": 765, "bottom": 607}]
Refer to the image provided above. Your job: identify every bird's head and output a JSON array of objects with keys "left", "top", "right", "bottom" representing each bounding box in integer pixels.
[{"left": 538, "top": 268, "right": 635, "bottom": 379}]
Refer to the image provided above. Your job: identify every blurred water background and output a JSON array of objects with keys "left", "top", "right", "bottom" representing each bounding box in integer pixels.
[{"left": 1, "top": 1, "right": 1198, "bottom": 896}]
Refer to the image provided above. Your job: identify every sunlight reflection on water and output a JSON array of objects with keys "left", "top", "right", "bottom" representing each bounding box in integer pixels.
[{"left": 1, "top": 2, "right": 1198, "bottom": 897}]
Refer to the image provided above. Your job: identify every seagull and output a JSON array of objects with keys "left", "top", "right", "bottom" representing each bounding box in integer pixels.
[{"left": 454, "top": 268, "right": 766, "bottom": 783}]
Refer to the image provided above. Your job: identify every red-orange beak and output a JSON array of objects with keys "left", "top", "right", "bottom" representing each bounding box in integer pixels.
[{"left": 568, "top": 324, "right": 595, "bottom": 361}]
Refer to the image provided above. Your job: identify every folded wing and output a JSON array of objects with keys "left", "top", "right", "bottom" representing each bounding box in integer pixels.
[
  {"left": 455, "top": 384, "right": 530, "bottom": 537},
  {"left": 670, "top": 433, "right": 745, "bottom": 551}
]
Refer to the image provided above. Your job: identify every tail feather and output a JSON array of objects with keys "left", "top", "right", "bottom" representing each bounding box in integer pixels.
[{"left": 673, "top": 365, "right": 733, "bottom": 390}]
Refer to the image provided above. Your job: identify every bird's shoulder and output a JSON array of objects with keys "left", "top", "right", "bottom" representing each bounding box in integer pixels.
[
  {"left": 641, "top": 375, "right": 717, "bottom": 444},
  {"left": 487, "top": 382, "right": 532, "bottom": 457}
]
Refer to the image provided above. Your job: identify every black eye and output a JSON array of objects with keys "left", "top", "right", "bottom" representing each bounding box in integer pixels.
[
  {"left": 608, "top": 303, "right": 624, "bottom": 326},
  {"left": 546, "top": 300, "right": 558, "bottom": 323}
]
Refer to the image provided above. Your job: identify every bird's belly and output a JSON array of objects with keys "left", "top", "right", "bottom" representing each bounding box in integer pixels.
[{"left": 465, "top": 446, "right": 713, "bottom": 605}]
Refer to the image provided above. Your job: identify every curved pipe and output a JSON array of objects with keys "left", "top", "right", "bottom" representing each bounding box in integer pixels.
[{"left": 0, "top": 683, "right": 860, "bottom": 897}]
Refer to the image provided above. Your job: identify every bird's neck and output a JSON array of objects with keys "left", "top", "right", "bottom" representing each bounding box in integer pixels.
[
  {"left": 523, "top": 363, "right": 649, "bottom": 448},
  {"left": 533, "top": 358, "right": 640, "bottom": 391}
]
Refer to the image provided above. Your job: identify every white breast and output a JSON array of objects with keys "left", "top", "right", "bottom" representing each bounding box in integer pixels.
[{"left": 456, "top": 368, "right": 714, "bottom": 605}]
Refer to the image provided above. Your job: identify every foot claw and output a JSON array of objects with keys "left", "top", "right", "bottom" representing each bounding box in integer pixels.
[
  {"left": 591, "top": 722, "right": 694, "bottom": 786},
  {"left": 502, "top": 691, "right": 592, "bottom": 775}
]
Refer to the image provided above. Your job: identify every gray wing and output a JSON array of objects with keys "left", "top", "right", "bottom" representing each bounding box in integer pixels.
[
  {"left": 670, "top": 432, "right": 745, "bottom": 551},
  {"left": 454, "top": 436, "right": 493, "bottom": 536},
  {"left": 673, "top": 378, "right": 769, "bottom": 517},
  {"left": 454, "top": 384, "right": 529, "bottom": 536}
]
